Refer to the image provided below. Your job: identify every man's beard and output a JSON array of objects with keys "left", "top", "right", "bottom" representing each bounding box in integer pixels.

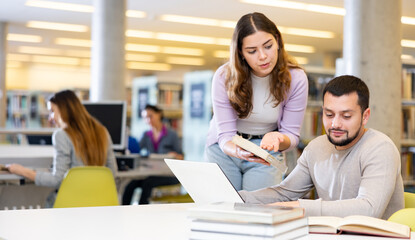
[{"left": 327, "top": 124, "right": 362, "bottom": 147}]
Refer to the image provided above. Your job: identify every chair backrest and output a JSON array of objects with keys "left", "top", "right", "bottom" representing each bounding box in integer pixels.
[
  {"left": 388, "top": 208, "right": 415, "bottom": 232},
  {"left": 404, "top": 192, "right": 415, "bottom": 208},
  {"left": 53, "top": 166, "right": 119, "bottom": 208}
]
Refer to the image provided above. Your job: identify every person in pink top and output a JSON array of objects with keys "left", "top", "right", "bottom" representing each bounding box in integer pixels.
[{"left": 205, "top": 12, "right": 308, "bottom": 191}]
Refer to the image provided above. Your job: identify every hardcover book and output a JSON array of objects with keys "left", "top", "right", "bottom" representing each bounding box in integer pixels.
[
  {"left": 232, "top": 135, "right": 287, "bottom": 173},
  {"left": 190, "top": 217, "right": 308, "bottom": 237},
  {"left": 188, "top": 202, "right": 305, "bottom": 225},
  {"left": 189, "top": 226, "right": 309, "bottom": 240}
]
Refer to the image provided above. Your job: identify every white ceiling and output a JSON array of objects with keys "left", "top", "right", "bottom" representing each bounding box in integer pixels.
[{"left": 1, "top": 0, "right": 415, "bottom": 75}]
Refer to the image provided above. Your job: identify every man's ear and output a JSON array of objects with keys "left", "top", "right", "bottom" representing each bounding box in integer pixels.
[{"left": 362, "top": 108, "right": 370, "bottom": 125}]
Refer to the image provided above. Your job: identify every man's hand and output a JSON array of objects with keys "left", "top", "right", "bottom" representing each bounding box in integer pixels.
[{"left": 269, "top": 201, "right": 300, "bottom": 207}]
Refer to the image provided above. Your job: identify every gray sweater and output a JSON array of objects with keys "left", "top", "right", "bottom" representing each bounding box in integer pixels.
[
  {"left": 35, "top": 129, "right": 117, "bottom": 188},
  {"left": 239, "top": 129, "right": 404, "bottom": 219}
]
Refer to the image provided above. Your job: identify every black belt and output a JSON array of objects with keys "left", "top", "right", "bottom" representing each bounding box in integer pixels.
[{"left": 237, "top": 132, "right": 265, "bottom": 140}]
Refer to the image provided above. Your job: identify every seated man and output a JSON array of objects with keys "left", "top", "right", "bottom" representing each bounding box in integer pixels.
[{"left": 239, "top": 75, "right": 404, "bottom": 220}]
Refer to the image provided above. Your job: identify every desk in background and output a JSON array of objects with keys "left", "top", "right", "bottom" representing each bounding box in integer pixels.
[
  {"left": 115, "top": 155, "right": 176, "bottom": 201},
  {"left": 0, "top": 203, "right": 413, "bottom": 240},
  {"left": 0, "top": 147, "right": 175, "bottom": 209},
  {"left": 0, "top": 145, "right": 55, "bottom": 209}
]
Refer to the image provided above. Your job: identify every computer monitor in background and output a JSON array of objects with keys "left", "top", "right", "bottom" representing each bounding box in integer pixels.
[
  {"left": 27, "top": 135, "right": 52, "bottom": 145},
  {"left": 82, "top": 101, "right": 127, "bottom": 151}
]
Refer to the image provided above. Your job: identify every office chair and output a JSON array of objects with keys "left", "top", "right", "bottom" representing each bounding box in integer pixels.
[
  {"left": 404, "top": 192, "right": 415, "bottom": 208},
  {"left": 53, "top": 166, "right": 119, "bottom": 208},
  {"left": 388, "top": 208, "right": 415, "bottom": 232}
]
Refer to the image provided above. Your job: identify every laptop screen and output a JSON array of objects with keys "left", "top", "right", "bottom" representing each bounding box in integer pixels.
[{"left": 164, "top": 159, "right": 244, "bottom": 204}]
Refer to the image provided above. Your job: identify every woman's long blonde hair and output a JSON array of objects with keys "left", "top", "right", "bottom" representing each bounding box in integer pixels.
[
  {"left": 226, "top": 12, "right": 301, "bottom": 118},
  {"left": 49, "top": 90, "right": 109, "bottom": 166}
]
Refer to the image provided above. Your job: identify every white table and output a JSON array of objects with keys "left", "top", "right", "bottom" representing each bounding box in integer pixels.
[{"left": 0, "top": 203, "right": 413, "bottom": 240}]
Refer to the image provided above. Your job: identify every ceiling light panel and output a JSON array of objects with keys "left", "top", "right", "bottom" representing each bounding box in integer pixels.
[
  {"left": 293, "top": 56, "right": 309, "bottom": 65},
  {"left": 162, "top": 47, "right": 204, "bottom": 56},
  {"left": 160, "top": 14, "right": 334, "bottom": 39},
  {"left": 213, "top": 50, "right": 230, "bottom": 58},
  {"left": 127, "top": 29, "right": 231, "bottom": 46},
  {"left": 166, "top": 57, "right": 205, "bottom": 66},
  {"left": 18, "top": 46, "right": 63, "bottom": 55},
  {"left": 156, "top": 32, "right": 216, "bottom": 44},
  {"left": 127, "top": 62, "right": 172, "bottom": 71},
  {"left": 55, "top": 38, "right": 91, "bottom": 47},
  {"left": 402, "top": 17, "right": 415, "bottom": 25},
  {"left": 125, "top": 43, "right": 204, "bottom": 56},
  {"left": 125, "top": 30, "right": 155, "bottom": 39},
  {"left": 160, "top": 14, "right": 236, "bottom": 28},
  {"left": 65, "top": 50, "right": 90, "bottom": 58},
  {"left": 27, "top": 21, "right": 88, "bottom": 32},
  {"left": 32, "top": 55, "right": 81, "bottom": 65},
  {"left": 125, "top": 43, "right": 161, "bottom": 53},
  {"left": 402, "top": 39, "right": 415, "bottom": 48},
  {"left": 402, "top": 54, "right": 414, "bottom": 60},
  {"left": 6, "top": 61, "right": 22, "bottom": 68},
  {"left": 125, "top": 53, "right": 156, "bottom": 62},
  {"left": 285, "top": 44, "right": 315, "bottom": 53},
  {"left": 7, "top": 54, "right": 31, "bottom": 62},
  {"left": 25, "top": 0, "right": 93, "bottom": 12},
  {"left": 126, "top": 10, "right": 146, "bottom": 18},
  {"left": 279, "top": 26, "right": 335, "bottom": 38},
  {"left": 240, "top": 0, "right": 345, "bottom": 16},
  {"left": 7, "top": 33, "right": 42, "bottom": 43},
  {"left": 26, "top": 1, "right": 146, "bottom": 19}
]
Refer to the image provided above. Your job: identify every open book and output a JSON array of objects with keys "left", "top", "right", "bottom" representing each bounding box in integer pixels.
[
  {"left": 232, "top": 135, "right": 287, "bottom": 173},
  {"left": 308, "top": 215, "right": 411, "bottom": 239}
]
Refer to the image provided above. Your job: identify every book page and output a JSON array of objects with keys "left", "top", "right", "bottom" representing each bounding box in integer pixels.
[
  {"left": 339, "top": 215, "right": 410, "bottom": 237},
  {"left": 308, "top": 216, "right": 342, "bottom": 230}
]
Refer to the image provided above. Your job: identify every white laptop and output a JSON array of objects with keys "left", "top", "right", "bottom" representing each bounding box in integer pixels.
[{"left": 164, "top": 159, "right": 244, "bottom": 204}]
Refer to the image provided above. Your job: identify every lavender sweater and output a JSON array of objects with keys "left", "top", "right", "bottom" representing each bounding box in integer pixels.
[{"left": 206, "top": 65, "right": 308, "bottom": 152}]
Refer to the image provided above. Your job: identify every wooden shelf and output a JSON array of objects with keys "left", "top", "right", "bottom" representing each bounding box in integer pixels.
[{"left": 0, "top": 127, "right": 57, "bottom": 135}]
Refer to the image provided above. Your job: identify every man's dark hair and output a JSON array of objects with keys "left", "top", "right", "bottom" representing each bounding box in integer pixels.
[{"left": 322, "top": 75, "right": 370, "bottom": 112}]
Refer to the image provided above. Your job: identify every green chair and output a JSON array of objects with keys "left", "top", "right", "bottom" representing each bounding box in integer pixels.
[
  {"left": 404, "top": 192, "right": 415, "bottom": 208},
  {"left": 388, "top": 208, "right": 415, "bottom": 232},
  {"left": 53, "top": 166, "right": 119, "bottom": 208}
]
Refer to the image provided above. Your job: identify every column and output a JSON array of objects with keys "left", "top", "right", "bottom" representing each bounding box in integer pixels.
[
  {"left": 90, "top": 0, "right": 126, "bottom": 101},
  {"left": 0, "top": 22, "right": 7, "bottom": 128},
  {"left": 343, "top": 0, "right": 402, "bottom": 146}
]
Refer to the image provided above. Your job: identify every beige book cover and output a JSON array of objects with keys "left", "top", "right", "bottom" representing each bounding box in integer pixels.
[{"left": 232, "top": 135, "right": 288, "bottom": 173}]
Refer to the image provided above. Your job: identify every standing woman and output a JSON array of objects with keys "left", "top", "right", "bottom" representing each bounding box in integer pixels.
[
  {"left": 205, "top": 12, "right": 308, "bottom": 191},
  {"left": 7, "top": 90, "right": 117, "bottom": 207}
]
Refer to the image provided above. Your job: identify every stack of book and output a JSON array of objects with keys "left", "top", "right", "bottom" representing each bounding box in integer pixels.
[{"left": 187, "top": 202, "right": 308, "bottom": 240}]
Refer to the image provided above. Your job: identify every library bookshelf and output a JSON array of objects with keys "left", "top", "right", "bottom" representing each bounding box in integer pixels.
[
  {"left": 130, "top": 76, "right": 183, "bottom": 141},
  {"left": 401, "top": 59, "right": 415, "bottom": 191}
]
